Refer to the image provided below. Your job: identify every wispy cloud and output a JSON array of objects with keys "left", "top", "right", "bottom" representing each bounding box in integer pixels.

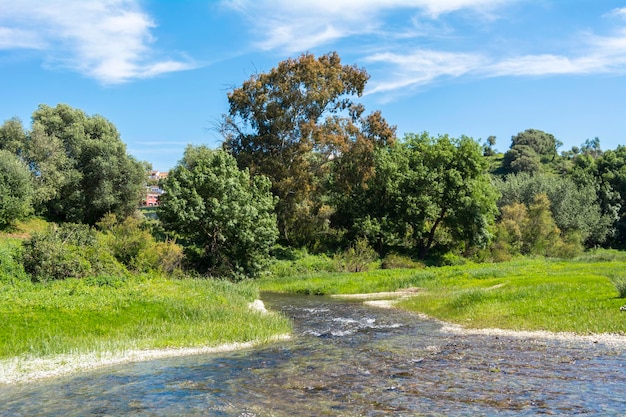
[
  {"left": 367, "top": 28, "right": 626, "bottom": 99},
  {"left": 223, "top": 1, "right": 626, "bottom": 99},
  {"left": 0, "top": 0, "right": 196, "bottom": 84},
  {"left": 606, "top": 7, "right": 626, "bottom": 20},
  {"left": 364, "top": 50, "right": 485, "bottom": 95},
  {"left": 221, "top": 0, "right": 515, "bottom": 53}
]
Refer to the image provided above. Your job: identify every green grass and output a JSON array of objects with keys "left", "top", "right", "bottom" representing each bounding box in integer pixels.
[
  {"left": 0, "top": 218, "right": 291, "bottom": 360},
  {"left": 0, "top": 274, "right": 291, "bottom": 359},
  {"left": 260, "top": 251, "right": 626, "bottom": 335}
]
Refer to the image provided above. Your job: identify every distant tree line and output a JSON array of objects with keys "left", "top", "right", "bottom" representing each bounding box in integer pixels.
[{"left": 3, "top": 52, "right": 626, "bottom": 280}]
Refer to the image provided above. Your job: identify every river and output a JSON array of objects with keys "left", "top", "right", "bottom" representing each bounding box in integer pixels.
[{"left": 1, "top": 293, "right": 625, "bottom": 416}]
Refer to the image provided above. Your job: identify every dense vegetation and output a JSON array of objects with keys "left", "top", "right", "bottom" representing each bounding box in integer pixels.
[
  {"left": 0, "top": 220, "right": 290, "bottom": 359},
  {"left": 2, "top": 54, "right": 626, "bottom": 271},
  {"left": 0, "top": 51, "right": 625, "bottom": 362}
]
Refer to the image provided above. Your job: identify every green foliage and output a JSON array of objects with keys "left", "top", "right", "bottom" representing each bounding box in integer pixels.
[
  {"left": 17, "top": 104, "right": 145, "bottom": 225},
  {"left": 0, "top": 240, "right": 28, "bottom": 284},
  {"left": 269, "top": 247, "right": 339, "bottom": 278},
  {"left": 223, "top": 52, "right": 395, "bottom": 246},
  {"left": 0, "top": 150, "right": 33, "bottom": 229},
  {"left": 501, "top": 129, "right": 560, "bottom": 174},
  {"left": 0, "top": 117, "right": 27, "bottom": 155},
  {"left": 381, "top": 253, "right": 424, "bottom": 269},
  {"left": 20, "top": 223, "right": 126, "bottom": 282},
  {"left": 399, "top": 133, "right": 499, "bottom": 258},
  {"left": 495, "top": 172, "right": 611, "bottom": 246},
  {"left": 97, "top": 213, "right": 183, "bottom": 273},
  {"left": 334, "top": 238, "right": 379, "bottom": 272},
  {"left": 331, "top": 133, "right": 499, "bottom": 259},
  {"left": 158, "top": 146, "right": 278, "bottom": 279},
  {"left": 493, "top": 194, "right": 582, "bottom": 259},
  {"left": 609, "top": 275, "right": 626, "bottom": 298},
  {"left": 0, "top": 275, "right": 291, "bottom": 359},
  {"left": 576, "top": 145, "right": 626, "bottom": 247}
]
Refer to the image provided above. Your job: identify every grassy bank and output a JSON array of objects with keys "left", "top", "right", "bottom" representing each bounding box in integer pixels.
[
  {"left": 0, "top": 275, "right": 290, "bottom": 359},
  {"left": 260, "top": 251, "right": 626, "bottom": 335},
  {"left": 0, "top": 219, "right": 291, "bottom": 361}
]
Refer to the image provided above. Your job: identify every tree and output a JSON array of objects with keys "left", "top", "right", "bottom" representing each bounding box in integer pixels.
[
  {"left": 493, "top": 194, "right": 576, "bottom": 258},
  {"left": 23, "top": 104, "right": 145, "bottom": 224},
  {"left": 501, "top": 129, "right": 560, "bottom": 174},
  {"left": 0, "top": 117, "right": 27, "bottom": 155},
  {"left": 158, "top": 146, "right": 278, "bottom": 278},
  {"left": 0, "top": 150, "right": 33, "bottom": 229},
  {"left": 329, "top": 143, "right": 408, "bottom": 255},
  {"left": 585, "top": 146, "right": 626, "bottom": 247},
  {"left": 401, "top": 133, "right": 499, "bottom": 259},
  {"left": 331, "top": 133, "right": 498, "bottom": 259},
  {"left": 222, "top": 52, "right": 395, "bottom": 245},
  {"left": 495, "top": 172, "right": 612, "bottom": 246}
]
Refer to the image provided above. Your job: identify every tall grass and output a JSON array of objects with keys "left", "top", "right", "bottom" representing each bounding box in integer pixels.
[
  {"left": 0, "top": 274, "right": 290, "bottom": 359},
  {"left": 260, "top": 252, "right": 626, "bottom": 335}
]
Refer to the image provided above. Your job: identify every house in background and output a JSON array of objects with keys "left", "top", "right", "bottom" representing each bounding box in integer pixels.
[
  {"left": 142, "top": 171, "right": 168, "bottom": 207},
  {"left": 148, "top": 170, "right": 168, "bottom": 182}
]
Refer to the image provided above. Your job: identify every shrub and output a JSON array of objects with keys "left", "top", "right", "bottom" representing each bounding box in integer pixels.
[
  {"left": 335, "top": 238, "right": 378, "bottom": 272},
  {"left": 97, "top": 213, "right": 183, "bottom": 274},
  {"left": 269, "top": 251, "right": 338, "bottom": 278},
  {"left": 381, "top": 253, "right": 424, "bottom": 269},
  {"left": 21, "top": 223, "right": 125, "bottom": 282},
  {"left": 0, "top": 243, "right": 28, "bottom": 283},
  {"left": 133, "top": 239, "right": 183, "bottom": 273}
]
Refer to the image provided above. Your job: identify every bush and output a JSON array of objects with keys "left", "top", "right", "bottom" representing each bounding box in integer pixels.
[
  {"left": 335, "top": 238, "right": 378, "bottom": 272},
  {"left": 437, "top": 252, "right": 468, "bottom": 266},
  {"left": 21, "top": 223, "right": 125, "bottom": 282},
  {"left": 0, "top": 242, "right": 28, "bottom": 283},
  {"left": 133, "top": 240, "right": 183, "bottom": 273},
  {"left": 381, "top": 253, "right": 424, "bottom": 269},
  {"left": 97, "top": 213, "right": 183, "bottom": 274},
  {"left": 269, "top": 251, "right": 338, "bottom": 278}
]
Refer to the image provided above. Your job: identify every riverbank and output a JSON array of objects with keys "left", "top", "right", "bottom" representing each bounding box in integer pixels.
[
  {"left": 1, "top": 273, "right": 291, "bottom": 376},
  {"left": 333, "top": 290, "right": 626, "bottom": 347},
  {"left": 260, "top": 253, "right": 626, "bottom": 335},
  {"left": 0, "top": 333, "right": 291, "bottom": 385}
]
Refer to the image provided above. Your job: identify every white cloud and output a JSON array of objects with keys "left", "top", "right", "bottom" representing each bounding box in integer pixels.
[
  {"left": 363, "top": 26, "right": 626, "bottom": 99},
  {"left": 0, "top": 0, "right": 196, "bottom": 84},
  {"left": 0, "top": 27, "right": 45, "bottom": 49},
  {"left": 364, "top": 49, "right": 485, "bottom": 94},
  {"left": 221, "top": 0, "right": 515, "bottom": 52},
  {"left": 485, "top": 29, "right": 626, "bottom": 77},
  {"left": 606, "top": 7, "right": 626, "bottom": 20}
]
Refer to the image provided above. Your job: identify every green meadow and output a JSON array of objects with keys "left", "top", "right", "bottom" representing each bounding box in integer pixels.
[
  {"left": 0, "top": 223, "right": 290, "bottom": 360},
  {"left": 260, "top": 251, "right": 626, "bottom": 335}
]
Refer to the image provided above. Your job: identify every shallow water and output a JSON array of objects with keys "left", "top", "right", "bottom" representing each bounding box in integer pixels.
[{"left": 1, "top": 293, "right": 625, "bottom": 416}]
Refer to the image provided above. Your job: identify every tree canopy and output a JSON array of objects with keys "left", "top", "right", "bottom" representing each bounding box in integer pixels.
[
  {"left": 0, "top": 150, "right": 33, "bottom": 229},
  {"left": 502, "top": 129, "right": 561, "bottom": 174},
  {"left": 222, "top": 52, "right": 395, "bottom": 245},
  {"left": 331, "top": 132, "right": 499, "bottom": 259},
  {"left": 158, "top": 146, "right": 278, "bottom": 278},
  {"left": 0, "top": 104, "right": 145, "bottom": 225}
]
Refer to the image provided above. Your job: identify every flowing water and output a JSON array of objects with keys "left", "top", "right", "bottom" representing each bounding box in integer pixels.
[{"left": 1, "top": 293, "right": 626, "bottom": 416}]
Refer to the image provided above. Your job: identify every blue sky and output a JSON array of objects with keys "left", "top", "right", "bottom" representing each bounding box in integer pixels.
[{"left": 1, "top": 1, "right": 626, "bottom": 170}]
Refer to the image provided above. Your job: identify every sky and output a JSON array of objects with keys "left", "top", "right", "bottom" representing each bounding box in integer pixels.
[{"left": 1, "top": 0, "right": 626, "bottom": 171}]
